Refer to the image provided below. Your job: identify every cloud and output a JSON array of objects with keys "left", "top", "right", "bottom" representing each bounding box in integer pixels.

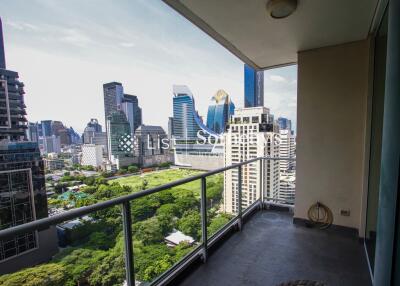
[
  {"left": 269, "top": 75, "right": 287, "bottom": 83},
  {"left": 59, "top": 28, "right": 92, "bottom": 47},
  {"left": 119, "top": 42, "right": 135, "bottom": 48},
  {"left": 6, "top": 21, "right": 39, "bottom": 31}
]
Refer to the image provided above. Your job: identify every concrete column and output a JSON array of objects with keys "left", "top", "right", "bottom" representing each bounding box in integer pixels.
[{"left": 374, "top": 0, "right": 400, "bottom": 285}]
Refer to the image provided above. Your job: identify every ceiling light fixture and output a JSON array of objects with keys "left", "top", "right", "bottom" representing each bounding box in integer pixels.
[{"left": 266, "top": 0, "right": 298, "bottom": 19}]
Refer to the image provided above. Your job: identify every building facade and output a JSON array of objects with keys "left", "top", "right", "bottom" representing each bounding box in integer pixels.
[
  {"left": 121, "top": 94, "right": 142, "bottom": 134},
  {"left": 134, "top": 125, "right": 171, "bottom": 167},
  {"left": 277, "top": 117, "right": 292, "bottom": 133},
  {"left": 0, "top": 19, "right": 57, "bottom": 273},
  {"left": 81, "top": 144, "right": 103, "bottom": 168},
  {"left": 172, "top": 85, "right": 201, "bottom": 140},
  {"left": 38, "top": 135, "right": 61, "bottom": 155},
  {"left": 244, "top": 64, "right": 264, "bottom": 108},
  {"left": 44, "top": 158, "right": 65, "bottom": 171},
  {"left": 206, "top": 89, "right": 235, "bottom": 134},
  {"left": 106, "top": 111, "right": 136, "bottom": 168},
  {"left": 278, "top": 129, "right": 296, "bottom": 172},
  {"left": 223, "top": 107, "right": 279, "bottom": 214}
]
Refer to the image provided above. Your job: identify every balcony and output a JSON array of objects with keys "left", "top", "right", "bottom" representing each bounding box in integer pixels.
[
  {"left": 176, "top": 210, "right": 371, "bottom": 286},
  {"left": 0, "top": 157, "right": 371, "bottom": 286}
]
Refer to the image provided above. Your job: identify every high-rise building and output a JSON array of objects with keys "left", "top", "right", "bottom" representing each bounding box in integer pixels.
[
  {"left": 0, "top": 18, "right": 57, "bottom": 274},
  {"left": 40, "top": 120, "right": 53, "bottom": 137},
  {"left": 244, "top": 64, "right": 264, "bottom": 108},
  {"left": 277, "top": 117, "right": 292, "bottom": 132},
  {"left": 106, "top": 111, "right": 136, "bottom": 168},
  {"left": 39, "top": 135, "right": 61, "bottom": 155},
  {"left": 135, "top": 125, "right": 171, "bottom": 167},
  {"left": 103, "top": 82, "right": 124, "bottom": 123},
  {"left": 172, "top": 85, "right": 201, "bottom": 140},
  {"left": 103, "top": 83, "right": 142, "bottom": 134},
  {"left": 0, "top": 71, "right": 27, "bottom": 141},
  {"left": 27, "top": 122, "right": 39, "bottom": 142},
  {"left": 223, "top": 107, "right": 280, "bottom": 214},
  {"left": 206, "top": 89, "right": 235, "bottom": 134},
  {"left": 0, "top": 17, "right": 5, "bottom": 70},
  {"left": 277, "top": 128, "right": 296, "bottom": 204},
  {"left": 171, "top": 85, "right": 224, "bottom": 170},
  {"left": 81, "top": 144, "right": 103, "bottom": 168},
  {"left": 168, "top": 117, "right": 174, "bottom": 142},
  {"left": 122, "top": 94, "right": 142, "bottom": 133},
  {"left": 278, "top": 129, "right": 296, "bottom": 172},
  {"left": 85, "top": 118, "right": 102, "bottom": 133},
  {"left": 83, "top": 119, "right": 102, "bottom": 144}
]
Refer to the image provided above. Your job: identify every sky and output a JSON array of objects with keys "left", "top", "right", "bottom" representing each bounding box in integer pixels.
[{"left": 0, "top": 0, "right": 297, "bottom": 134}]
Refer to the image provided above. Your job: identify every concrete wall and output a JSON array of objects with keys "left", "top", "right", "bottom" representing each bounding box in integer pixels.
[
  {"left": 0, "top": 227, "right": 59, "bottom": 274},
  {"left": 295, "top": 40, "right": 371, "bottom": 233}
]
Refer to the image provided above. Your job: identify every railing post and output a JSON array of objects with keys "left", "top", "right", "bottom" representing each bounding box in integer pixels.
[
  {"left": 238, "top": 165, "right": 242, "bottom": 231},
  {"left": 200, "top": 177, "right": 208, "bottom": 262},
  {"left": 259, "top": 158, "right": 264, "bottom": 210},
  {"left": 122, "top": 201, "right": 135, "bottom": 286}
]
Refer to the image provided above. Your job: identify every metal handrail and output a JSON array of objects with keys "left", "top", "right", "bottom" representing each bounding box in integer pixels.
[{"left": 0, "top": 156, "right": 296, "bottom": 286}]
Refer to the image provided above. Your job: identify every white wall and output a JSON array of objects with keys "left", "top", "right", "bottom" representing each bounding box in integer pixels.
[{"left": 295, "top": 40, "right": 371, "bottom": 233}]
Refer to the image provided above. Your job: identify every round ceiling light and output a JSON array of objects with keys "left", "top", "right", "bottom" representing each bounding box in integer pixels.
[{"left": 266, "top": 0, "right": 298, "bottom": 19}]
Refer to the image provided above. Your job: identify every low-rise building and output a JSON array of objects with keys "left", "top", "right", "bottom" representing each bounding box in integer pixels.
[
  {"left": 81, "top": 144, "right": 103, "bottom": 168},
  {"left": 44, "top": 158, "right": 65, "bottom": 171}
]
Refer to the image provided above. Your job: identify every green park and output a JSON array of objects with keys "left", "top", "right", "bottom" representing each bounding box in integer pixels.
[{"left": 0, "top": 169, "right": 232, "bottom": 286}]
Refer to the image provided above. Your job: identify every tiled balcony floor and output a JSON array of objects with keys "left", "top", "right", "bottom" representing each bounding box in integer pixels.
[{"left": 177, "top": 210, "right": 372, "bottom": 286}]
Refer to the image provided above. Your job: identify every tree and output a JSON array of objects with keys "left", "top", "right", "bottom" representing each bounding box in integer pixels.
[
  {"left": 177, "top": 211, "right": 201, "bottom": 240},
  {"left": 134, "top": 244, "right": 173, "bottom": 281},
  {"left": 207, "top": 215, "right": 230, "bottom": 236},
  {"left": 142, "top": 255, "right": 174, "bottom": 282},
  {"left": 175, "top": 193, "right": 198, "bottom": 215},
  {"left": 0, "top": 263, "right": 67, "bottom": 286},
  {"left": 156, "top": 203, "right": 179, "bottom": 218},
  {"left": 134, "top": 217, "right": 164, "bottom": 244}
]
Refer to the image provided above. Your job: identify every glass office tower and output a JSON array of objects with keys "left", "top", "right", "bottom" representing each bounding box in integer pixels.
[
  {"left": 172, "top": 85, "right": 201, "bottom": 139},
  {"left": 206, "top": 90, "right": 235, "bottom": 134},
  {"left": 244, "top": 64, "right": 264, "bottom": 108}
]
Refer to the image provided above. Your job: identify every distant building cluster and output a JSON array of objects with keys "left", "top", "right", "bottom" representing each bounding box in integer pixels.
[{"left": 169, "top": 64, "right": 296, "bottom": 212}]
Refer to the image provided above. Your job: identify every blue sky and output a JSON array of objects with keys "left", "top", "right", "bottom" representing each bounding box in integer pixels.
[{"left": 0, "top": 0, "right": 297, "bottom": 133}]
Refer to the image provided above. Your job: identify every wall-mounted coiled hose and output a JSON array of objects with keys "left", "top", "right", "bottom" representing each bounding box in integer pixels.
[{"left": 307, "top": 202, "right": 333, "bottom": 229}]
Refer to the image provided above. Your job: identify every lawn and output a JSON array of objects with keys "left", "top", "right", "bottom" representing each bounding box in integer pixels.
[{"left": 111, "top": 168, "right": 223, "bottom": 199}]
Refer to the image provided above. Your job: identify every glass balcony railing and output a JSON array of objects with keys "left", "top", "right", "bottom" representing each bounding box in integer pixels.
[{"left": 0, "top": 157, "right": 295, "bottom": 286}]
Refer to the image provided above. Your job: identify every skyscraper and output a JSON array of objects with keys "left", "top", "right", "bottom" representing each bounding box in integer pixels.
[
  {"left": 40, "top": 120, "right": 53, "bottom": 137},
  {"left": 0, "top": 17, "right": 5, "bottom": 70},
  {"left": 223, "top": 107, "right": 280, "bottom": 214},
  {"left": 103, "top": 82, "right": 124, "bottom": 123},
  {"left": 103, "top": 83, "right": 142, "bottom": 134},
  {"left": 27, "top": 122, "right": 39, "bottom": 142},
  {"left": 0, "top": 18, "right": 57, "bottom": 274},
  {"left": 206, "top": 89, "right": 235, "bottom": 134},
  {"left": 106, "top": 111, "right": 135, "bottom": 168},
  {"left": 277, "top": 117, "right": 292, "bottom": 132},
  {"left": 121, "top": 93, "right": 142, "bottom": 133},
  {"left": 172, "top": 85, "right": 201, "bottom": 139},
  {"left": 83, "top": 119, "right": 107, "bottom": 155},
  {"left": 244, "top": 64, "right": 264, "bottom": 107}
]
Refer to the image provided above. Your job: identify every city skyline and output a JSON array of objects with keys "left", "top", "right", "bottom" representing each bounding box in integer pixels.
[{"left": 0, "top": 0, "right": 297, "bottom": 134}]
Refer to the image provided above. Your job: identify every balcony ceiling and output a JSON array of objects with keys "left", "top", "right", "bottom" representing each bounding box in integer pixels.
[{"left": 163, "top": 0, "right": 382, "bottom": 69}]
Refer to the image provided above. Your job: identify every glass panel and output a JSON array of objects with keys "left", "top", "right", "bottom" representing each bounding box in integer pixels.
[
  {"left": 207, "top": 171, "right": 237, "bottom": 238},
  {"left": 114, "top": 169, "right": 201, "bottom": 284},
  {"left": 365, "top": 8, "right": 388, "bottom": 272}
]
